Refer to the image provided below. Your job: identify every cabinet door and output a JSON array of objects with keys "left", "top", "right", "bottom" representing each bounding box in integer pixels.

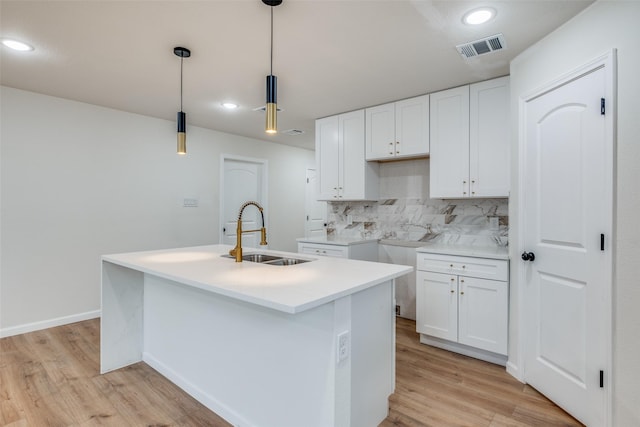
[
  {"left": 341, "top": 110, "right": 378, "bottom": 200},
  {"left": 365, "top": 103, "right": 395, "bottom": 160},
  {"left": 429, "top": 86, "right": 470, "bottom": 198},
  {"left": 458, "top": 276, "right": 508, "bottom": 355},
  {"left": 470, "top": 76, "right": 510, "bottom": 197},
  {"left": 315, "top": 116, "right": 340, "bottom": 200},
  {"left": 395, "top": 95, "right": 429, "bottom": 158},
  {"left": 416, "top": 271, "right": 458, "bottom": 341}
]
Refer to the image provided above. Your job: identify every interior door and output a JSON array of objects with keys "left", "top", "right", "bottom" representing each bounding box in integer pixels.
[
  {"left": 221, "top": 157, "right": 266, "bottom": 248},
  {"left": 522, "top": 63, "right": 612, "bottom": 426},
  {"left": 304, "top": 168, "right": 326, "bottom": 238}
]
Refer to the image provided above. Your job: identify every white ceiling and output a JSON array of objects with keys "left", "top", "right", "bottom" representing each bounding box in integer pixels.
[{"left": 1, "top": 0, "right": 594, "bottom": 151}]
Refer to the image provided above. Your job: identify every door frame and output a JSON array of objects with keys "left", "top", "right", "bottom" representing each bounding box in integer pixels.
[
  {"left": 304, "top": 167, "right": 327, "bottom": 238},
  {"left": 219, "top": 154, "right": 269, "bottom": 244},
  {"left": 516, "top": 49, "right": 615, "bottom": 425}
]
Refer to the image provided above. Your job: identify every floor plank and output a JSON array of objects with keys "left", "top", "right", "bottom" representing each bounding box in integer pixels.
[{"left": 0, "top": 317, "right": 583, "bottom": 426}]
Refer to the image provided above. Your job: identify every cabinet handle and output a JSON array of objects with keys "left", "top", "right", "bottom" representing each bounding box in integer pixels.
[
  {"left": 462, "top": 265, "right": 466, "bottom": 269},
  {"left": 460, "top": 291, "right": 465, "bottom": 295},
  {"left": 449, "top": 264, "right": 453, "bottom": 268},
  {"left": 450, "top": 289, "right": 455, "bottom": 293},
  {"left": 450, "top": 277, "right": 455, "bottom": 282},
  {"left": 460, "top": 279, "right": 465, "bottom": 283},
  {"left": 389, "top": 142, "right": 393, "bottom": 145}
]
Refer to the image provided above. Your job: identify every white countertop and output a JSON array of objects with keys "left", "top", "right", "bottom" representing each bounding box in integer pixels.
[
  {"left": 103, "top": 244, "right": 412, "bottom": 314},
  {"left": 415, "top": 242, "right": 509, "bottom": 260},
  {"left": 296, "top": 236, "right": 379, "bottom": 246}
]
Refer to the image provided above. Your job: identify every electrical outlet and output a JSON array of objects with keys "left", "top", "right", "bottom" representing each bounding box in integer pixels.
[
  {"left": 183, "top": 198, "right": 199, "bottom": 207},
  {"left": 337, "top": 331, "right": 350, "bottom": 363}
]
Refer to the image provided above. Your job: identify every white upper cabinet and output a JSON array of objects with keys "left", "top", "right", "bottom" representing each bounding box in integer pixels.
[
  {"left": 366, "top": 95, "right": 429, "bottom": 161},
  {"left": 316, "top": 110, "right": 378, "bottom": 201},
  {"left": 429, "top": 86, "right": 470, "bottom": 198},
  {"left": 430, "top": 76, "right": 510, "bottom": 198},
  {"left": 469, "top": 77, "right": 510, "bottom": 197}
]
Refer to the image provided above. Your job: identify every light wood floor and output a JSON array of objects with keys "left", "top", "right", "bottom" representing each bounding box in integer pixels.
[{"left": 0, "top": 317, "right": 582, "bottom": 426}]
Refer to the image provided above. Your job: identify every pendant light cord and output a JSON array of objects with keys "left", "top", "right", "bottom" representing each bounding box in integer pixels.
[
  {"left": 270, "top": 6, "right": 273, "bottom": 75},
  {"left": 180, "top": 57, "right": 184, "bottom": 111}
]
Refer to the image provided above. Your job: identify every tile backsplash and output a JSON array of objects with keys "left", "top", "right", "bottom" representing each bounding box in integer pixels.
[{"left": 327, "top": 159, "right": 509, "bottom": 246}]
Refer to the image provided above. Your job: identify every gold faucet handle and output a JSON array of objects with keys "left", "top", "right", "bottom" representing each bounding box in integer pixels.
[{"left": 260, "top": 227, "right": 268, "bottom": 246}]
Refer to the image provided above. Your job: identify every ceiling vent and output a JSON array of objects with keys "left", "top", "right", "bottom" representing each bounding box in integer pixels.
[
  {"left": 281, "top": 129, "right": 305, "bottom": 136},
  {"left": 456, "top": 33, "right": 506, "bottom": 59}
]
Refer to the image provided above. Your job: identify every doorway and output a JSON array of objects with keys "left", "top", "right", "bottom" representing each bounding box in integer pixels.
[
  {"left": 304, "top": 168, "right": 327, "bottom": 239},
  {"left": 519, "top": 51, "right": 615, "bottom": 426},
  {"left": 220, "top": 155, "right": 268, "bottom": 249}
]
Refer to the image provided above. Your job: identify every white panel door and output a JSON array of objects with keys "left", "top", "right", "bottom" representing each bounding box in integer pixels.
[
  {"left": 429, "top": 86, "right": 470, "bottom": 198},
  {"left": 221, "top": 158, "right": 265, "bottom": 248},
  {"left": 523, "top": 64, "right": 611, "bottom": 426},
  {"left": 416, "top": 271, "right": 457, "bottom": 341},
  {"left": 304, "top": 168, "right": 326, "bottom": 238}
]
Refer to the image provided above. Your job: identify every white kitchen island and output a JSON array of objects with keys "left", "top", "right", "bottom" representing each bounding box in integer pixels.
[{"left": 101, "top": 244, "right": 412, "bottom": 427}]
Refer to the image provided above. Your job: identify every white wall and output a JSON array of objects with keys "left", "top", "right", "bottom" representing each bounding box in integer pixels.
[
  {"left": 0, "top": 86, "right": 314, "bottom": 335},
  {"left": 508, "top": 1, "right": 640, "bottom": 425}
]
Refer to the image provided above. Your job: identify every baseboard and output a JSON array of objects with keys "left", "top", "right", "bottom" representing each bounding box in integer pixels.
[
  {"left": 506, "top": 360, "right": 525, "bottom": 383},
  {"left": 419, "top": 334, "right": 508, "bottom": 366},
  {"left": 0, "top": 309, "right": 101, "bottom": 338}
]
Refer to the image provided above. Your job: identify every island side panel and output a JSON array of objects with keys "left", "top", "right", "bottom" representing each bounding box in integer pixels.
[
  {"left": 142, "top": 274, "right": 338, "bottom": 427},
  {"left": 100, "top": 261, "right": 144, "bottom": 373},
  {"left": 350, "top": 279, "right": 395, "bottom": 427}
]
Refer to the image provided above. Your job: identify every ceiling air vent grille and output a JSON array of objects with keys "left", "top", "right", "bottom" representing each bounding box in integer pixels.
[
  {"left": 282, "top": 129, "right": 305, "bottom": 136},
  {"left": 456, "top": 33, "right": 506, "bottom": 59}
]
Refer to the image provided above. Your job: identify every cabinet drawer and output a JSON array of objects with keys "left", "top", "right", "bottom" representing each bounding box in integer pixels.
[
  {"left": 417, "top": 252, "right": 508, "bottom": 281},
  {"left": 298, "top": 243, "right": 348, "bottom": 258}
]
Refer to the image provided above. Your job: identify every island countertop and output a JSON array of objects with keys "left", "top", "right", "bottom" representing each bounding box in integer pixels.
[{"left": 102, "top": 244, "right": 412, "bottom": 314}]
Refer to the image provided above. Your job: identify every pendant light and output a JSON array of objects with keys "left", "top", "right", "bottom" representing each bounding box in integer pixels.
[
  {"left": 263, "top": 0, "right": 282, "bottom": 134},
  {"left": 174, "top": 46, "right": 191, "bottom": 155}
]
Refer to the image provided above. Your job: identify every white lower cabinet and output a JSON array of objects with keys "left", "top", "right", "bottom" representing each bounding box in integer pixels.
[
  {"left": 416, "top": 252, "right": 508, "bottom": 363},
  {"left": 297, "top": 240, "right": 378, "bottom": 261}
]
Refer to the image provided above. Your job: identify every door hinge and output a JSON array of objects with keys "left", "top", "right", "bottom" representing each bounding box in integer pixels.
[
  {"left": 600, "top": 370, "right": 604, "bottom": 388},
  {"left": 307, "top": 178, "right": 309, "bottom": 183},
  {"left": 306, "top": 215, "right": 309, "bottom": 221},
  {"left": 601, "top": 234, "right": 605, "bottom": 251},
  {"left": 601, "top": 98, "right": 605, "bottom": 115}
]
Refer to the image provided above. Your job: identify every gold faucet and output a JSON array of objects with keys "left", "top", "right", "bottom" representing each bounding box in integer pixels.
[{"left": 229, "top": 201, "right": 268, "bottom": 262}]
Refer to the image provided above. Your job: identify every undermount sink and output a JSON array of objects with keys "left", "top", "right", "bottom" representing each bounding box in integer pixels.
[{"left": 222, "top": 253, "right": 311, "bottom": 266}]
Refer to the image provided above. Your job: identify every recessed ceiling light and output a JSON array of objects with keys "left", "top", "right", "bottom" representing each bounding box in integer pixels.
[
  {"left": 462, "top": 8, "right": 496, "bottom": 25},
  {"left": 222, "top": 102, "right": 239, "bottom": 109},
  {"left": 1, "top": 39, "right": 34, "bottom": 51}
]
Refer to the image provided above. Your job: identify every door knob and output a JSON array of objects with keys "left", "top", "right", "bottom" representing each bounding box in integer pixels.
[{"left": 521, "top": 251, "right": 535, "bottom": 262}]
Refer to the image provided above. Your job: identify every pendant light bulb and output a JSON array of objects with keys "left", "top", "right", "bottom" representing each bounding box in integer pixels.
[
  {"left": 174, "top": 46, "right": 191, "bottom": 154},
  {"left": 263, "top": 0, "right": 282, "bottom": 134}
]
